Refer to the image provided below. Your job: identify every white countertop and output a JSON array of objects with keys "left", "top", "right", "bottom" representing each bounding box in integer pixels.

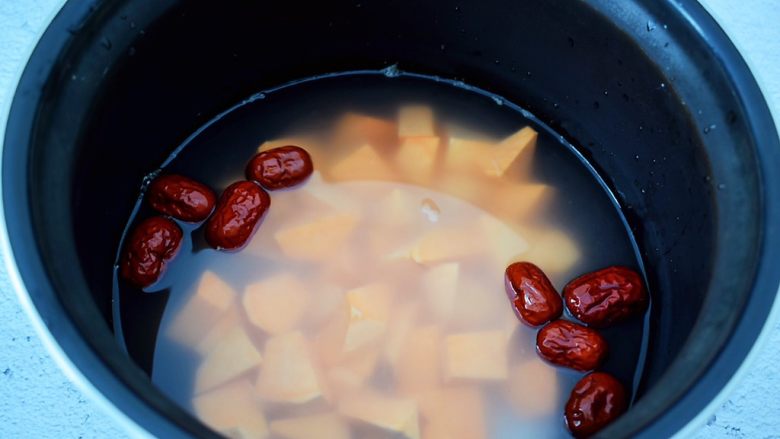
[{"left": 0, "top": 0, "right": 778, "bottom": 437}]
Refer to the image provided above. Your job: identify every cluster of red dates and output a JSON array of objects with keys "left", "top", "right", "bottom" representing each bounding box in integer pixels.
[
  {"left": 120, "top": 146, "right": 313, "bottom": 288},
  {"left": 505, "top": 262, "right": 647, "bottom": 438}
]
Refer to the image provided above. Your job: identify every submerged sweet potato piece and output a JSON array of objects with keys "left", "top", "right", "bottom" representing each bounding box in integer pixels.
[
  {"left": 332, "top": 112, "right": 397, "bottom": 149},
  {"left": 418, "top": 386, "right": 486, "bottom": 439},
  {"left": 274, "top": 213, "right": 359, "bottom": 261},
  {"left": 396, "top": 136, "right": 440, "bottom": 181},
  {"left": 329, "top": 144, "right": 394, "bottom": 181},
  {"left": 270, "top": 413, "right": 349, "bottom": 439},
  {"left": 167, "top": 271, "right": 237, "bottom": 348},
  {"left": 507, "top": 358, "right": 560, "bottom": 418},
  {"left": 482, "top": 126, "right": 537, "bottom": 177},
  {"left": 396, "top": 326, "right": 442, "bottom": 394},
  {"left": 421, "top": 263, "right": 459, "bottom": 321},
  {"left": 194, "top": 326, "right": 263, "bottom": 393},
  {"left": 398, "top": 105, "right": 436, "bottom": 137},
  {"left": 339, "top": 391, "right": 420, "bottom": 439},
  {"left": 192, "top": 379, "right": 269, "bottom": 439},
  {"left": 444, "top": 331, "right": 508, "bottom": 381},
  {"left": 255, "top": 332, "right": 323, "bottom": 403},
  {"left": 243, "top": 273, "right": 308, "bottom": 334}
]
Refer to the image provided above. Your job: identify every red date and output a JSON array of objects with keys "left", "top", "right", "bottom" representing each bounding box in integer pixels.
[
  {"left": 536, "top": 320, "right": 607, "bottom": 371},
  {"left": 148, "top": 174, "right": 216, "bottom": 222},
  {"left": 246, "top": 145, "right": 313, "bottom": 190},
  {"left": 564, "top": 266, "right": 648, "bottom": 327},
  {"left": 565, "top": 372, "right": 627, "bottom": 438},
  {"left": 505, "top": 262, "right": 563, "bottom": 326},
  {"left": 205, "top": 181, "right": 270, "bottom": 250},
  {"left": 120, "top": 216, "right": 183, "bottom": 288}
]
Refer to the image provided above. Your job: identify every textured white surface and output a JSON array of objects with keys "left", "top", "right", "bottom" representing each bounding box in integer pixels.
[{"left": 0, "top": 0, "right": 778, "bottom": 438}]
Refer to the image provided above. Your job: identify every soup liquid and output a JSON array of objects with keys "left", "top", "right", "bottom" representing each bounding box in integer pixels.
[{"left": 114, "top": 74, "right": 648, "bottom": 439}]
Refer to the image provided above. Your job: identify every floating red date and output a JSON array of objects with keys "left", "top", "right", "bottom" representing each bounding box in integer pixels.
[
  {"left": 505, "top": 262, "right": 563, "bottom": 326},
  {"left": 246, "top": 145, "right": 313, "bottom": 190},
  {"left": 120, "top": 216, "right": 183, "bottom": 288},
  {"left": 205, "top": 181, "right": 270, "bottom": 250},
  {"left": 565, "top": 372, "right": 627, "bottom": 438},
  {"left": 536, "top": 320, "right": 608, "bottom": 371},
  {"left": 564, "top": 266, "right": 648, "bottom": 327},
  {"left": 147, "top": 174, "right": 216, "bottom": 222}
]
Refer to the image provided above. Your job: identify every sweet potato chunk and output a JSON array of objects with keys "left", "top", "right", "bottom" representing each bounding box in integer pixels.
[
  {"left": 522, "top": 227, "right": 581, "bottom": 277},
  {"left": 192, "top": 379, "right": 269, "bottom": 439},
  {"left": 418, "top": 386, "right": 486, "bottom": 439},
  {"left": 444, "top": 331, "right": 508, "bottom": 381},
  {"left": 274, "top": 214, "right": 359, "bottom": 261},
  {"left": 168, "top": 271, "right": 236, "bottom": 347},
  {"left": 421, "top": 263, "right": 459, "bottom": 321},
  {"left": 343, "top": 283, "right": 394, "bottom": 352},
  {"left": 396, "top": 326, "right": 441, "bottom": 394},
  {"left": 329, "top": 144, "right": 394, "bottom": 181},
  {"left": 243, "top": 273, "right": 308, "bottom": 334},
  {"left": 481, "top": 126, "right": 537, "bottom": 177},
  {"left": 398, "top": 105, "right": 435, "bottom": 137},
  {"left": 195, "top": 306, "right": 241, "bottom": 355},
  {"left": 339, "top": 391, "right": 420, "bottom": 439},
  {"left": 270, "top": 413, "right": 350, "bottom": 439},
  {"left": 194, "top": 326, "right": 263, "bottom": 393},
  {"left": 332, "top": 113, "right": 396, "bottom": 149},
  {"left": 396, "top": 136, "right": 440, "bottom": 181},
  {"left": 409, "top": 226, "right": 485, "bottom": 264},
  {"left": 255, "top": 332, "right": 322, "bottom": 403},
  {"left": 507, "top": 358, "right": 560, "bottom": 418}
]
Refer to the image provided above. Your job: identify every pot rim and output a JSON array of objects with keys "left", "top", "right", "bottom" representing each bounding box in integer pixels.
[{"left": 0, "top": 0, "right": 778, "bottom": 438}]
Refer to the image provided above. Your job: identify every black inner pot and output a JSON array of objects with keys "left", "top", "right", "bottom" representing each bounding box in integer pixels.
[{"left": 4, "top": 0, "right": 779, "bottom": 438}]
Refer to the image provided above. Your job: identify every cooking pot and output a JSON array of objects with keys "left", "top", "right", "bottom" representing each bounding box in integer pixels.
[{"left": 3, "top": 0, "right": 779, "bottom": 437}]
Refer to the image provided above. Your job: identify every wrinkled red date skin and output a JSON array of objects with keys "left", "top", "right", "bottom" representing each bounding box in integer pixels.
[
  {"left": 120, "top": 216, "right": 183, "bottom": 288},
  {"left": 505, "top": 262, "right": 563, "bottom": 326},
  {"left": 564, "top": 266, "right": 648, "bottom": 327},
  {"left": 205, "top": 181, "right": 271, "bottom": 250},
  {"left": 246, "top": 145, "right": 313, "bottom": 190},
  {"left": 536, "top": 320, "right": 608, "bottom": 371},
  {"left": 147, "top": 174, "right": 217, "bottom": 222},
  {"left": 565, "top": 372, "right": 627, "bottom": 438}
]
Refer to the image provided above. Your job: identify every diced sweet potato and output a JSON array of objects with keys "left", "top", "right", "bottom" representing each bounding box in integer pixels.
[
  {"left": 375, "top": 188, "right": 418, "bottom": 227},
  {"left": 396, "top": 137, "right": 440, "bottom": 181},
  {"left": 194, "top": 326, "right": 263, "bottom": 393},
  {"left": 327, "top": 346, "right": 381, "bottom": 398},
  {"left": 398, "top": 105, "right": 435, "bottom": 137},
  {"left": 490, "top": 182, "right": 552, "bottom": 221},
  {"left": 339, "top": 391, "right": 420, "bottom": 439},
  {"left": 347, "top": 283, "right": 394, "bottom": 321},
  {"left": 274, "top": 214, "right": 359, "bottom": 261},
  {"left": 521, "top": 227, "right": 581, "bottom": 277},
  {"left": 409, "top": 226, "right": 485, "bottom": 264},
  {"left": 479, "top": 215, "right": 530, "bottom": 270},
  {"left": 255, "top": 332, "right": 323, "bottom": 403},
  {"left": 332, "top": 113, "right": 397, "bottom": 149},
  {"left": 444, "top": 331, "right": 508, "bottom": 381},
  {"left": 383, "top": 302, "right": 420, "bottom": 365},
  {"left": 397, "top": 326, "right": 441, "bottom": 394},
  {"left": 329, "top": 144, "right": 394, "bottom": 181},
  {"left": 299, "top": 171, "right": 362, "bottom": 214},
  {"left": 481, "top": 126, "right": 537, "bottom": 177},
  {"left": 167, "top": 271, "right": 237, "bottom": 347},
  {"left": 192, "top": 379, "right": 269, "bottom": 439},
  {"left": 445, "top": 137, "right": 493, "bottom": 173},
  {"left": 417, "top": 386, "right": 486, "bottom": 439},
  {"left": 342, "top": 283, "right": 394, "bottom": 352},
  {"left": 421, "top": 263, "right": 459, "bottom": 321},
  {"left": 196, "top": 306, "right": 241, "bottom": 355},
  {"left": 448, "top": 274, "right": 507, "bottom": 329},
  {"left": 270, "top": 413, "right": 350, "bottom": 439},
  {"left": 312, "top": 300, "right": 351, "bottom": 366},
  {"left": 507, "top": 358, "right": 560, "bottom": 418},
  {"left": 243, "top": 273, "right": 308, "bottom": 334}
]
